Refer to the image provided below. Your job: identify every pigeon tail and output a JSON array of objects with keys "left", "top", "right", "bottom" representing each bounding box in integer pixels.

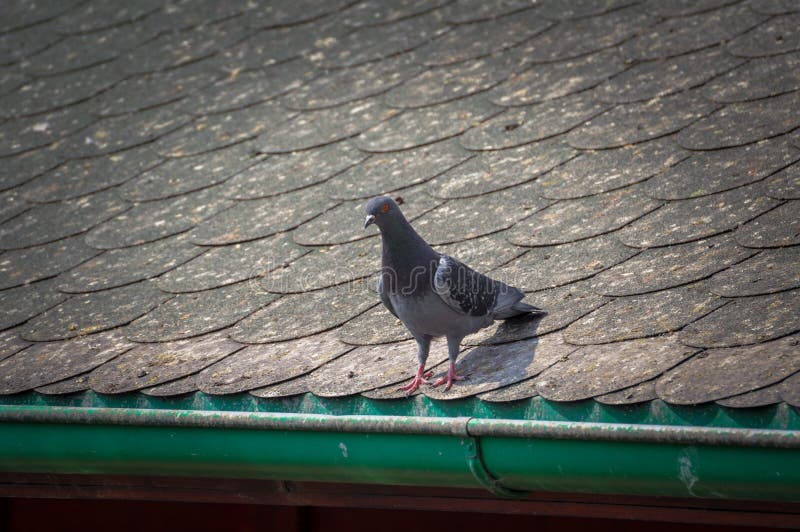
[{"left": 493, "top": 296, "right": 545, "bottom": 320}]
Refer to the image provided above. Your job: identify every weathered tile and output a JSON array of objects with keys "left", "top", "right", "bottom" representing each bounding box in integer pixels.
[
  {"left": 728, "top": 14, "right": 800, "bottom": 57},
  {"left": 119, "top": 17, "right": 248, "bottom": 75},
  {"left": 460, "top": 93, "right": 610, "bottom": 151},
  {"left": 704, "top": 52, "right": 800, "bottom": 103},
  {"left": 709, "top": 247, "right": 800, "bottom": 297},
  {"left": 21, "top": 24, "right": 153, "bottom": 76},
  {"left": 308, "top": 339, "right": 450, "bottom": 397},
  {"left": 355, "top": 95, "right": 502, "bottom": 153},
  {"left": 158, "top": 233, "right": 308, "bottom": 293},
  {"left": 0, "top": 191, "right": 30, "bottom": 226},
  {"left": 464, "top": 280, "right": 609, "bottom": 345},
  {"left": 735, "top": 201, "right": 800, "bottom": 248},
  {"left": 155, "top": 102, "right": 294, "bottom": 158},
  {"left": 0, "top": 328, "right": 31, "bottom": 363},
  {"left": 620, "top": 4, "right": 767, "bottom": 61},
  {"left": 89, "top": 332, "right": 243, "bottom": 394},
  {"left": 0, "top": 330, "right": 132, "bottom": 395},
  {"left": 20, "top": 144, "right": 164, "bottom": 203},
  {"left": 617, "top": 185, "right": 779, "bottom": 248},
  {"left": 140, "top": 375, "right": 198, "bottom": 397},
  {"left": 189, "top": 186, "right": 334, "bottom": 245},
  {"left": 564, "top": 282, "right": 724, "bottom": 345},
  {"left": 124, "top": 283, "right": 276, "bottom": 343},
  {"left": 508, "top": 184, "right": 662, "bottom": 247},
  {"left": 536, "top": 335, "right": 698, "bottom": 402},
  {"left": 0, "top": 70, "right": 28, "bottom": 99},
  {"left": 716, "top": 383, "right": 784, "bottom": 408},
  {"left": 91, "top": 59, "right": 224, "bottom": 117},
  {"left": 224, "top": 142, "right": 367, "bottom": 200},
  {"left": 429, "top": 139, "right": 575, "bottom": 199},
  {"left": 595, "top": 380, "right": 658, "bottom": 405},
  {"left": 142, "top": 0, "right": 255, "bottom": 31},
  {"left": 413, "top": 183, "right": 551, "bottom": 245},
  {"left": 748, "top": 0, "right": 800, "bottom": 14},
  {"left": 647, "top": 139, "right": 800, "bottom": 200},
  {"left": 493, "top": 235, "right": 638, "bottom": 292},
  {"left": 221, "top": 19, "right": 347, "bottom": 69},
  {"left": 284, "top": 52, "right": 422, "bottom": 110},
  {"left": 231, "top": 280, "right": 376, "bottom": 343},
  {"left": 765, "top": 162, "right": 800, "bottom": 199},
  {"left": 487, "top": 49, "right": 627, "bottom": 106},
  {"left": 34, "top": 373, "right": 91, "bottom": 396},
  {"left": 779, "top": 370, "right": 800, "bottom": 407},
  {"left": 60, "top": 105, "right": 193, "bottom": 159},
  {"left": 246, "top": 0, "right": 353, "bottom": 29},
  {"left": 385, "top": 52, "right": 527, "bottom": 109},
  {"left": 119, "top": 143, "right": 262, "bottom": 202},
  {"left": 643, "top": 0, "right": 738, "bottom": 16},
  {"left": 337, "top": 303, "right": 412, "bottom": 345},
  {"left": 314, "top": 14, "right": 449, "bottom": 68},
  {"left": 249, "top": 374, "right": 314, "bottom": 398},
  {"left": 566, "top": 90, "right": 720, "bottom": 150},
  {"left": 678, "top": 91, "right": 800, "bottom": 150},
  {"left": 596, "top": 47, "right": 745, "bottom": 104},
  {"left": 521, "top": 5, "right": 654, "bottom": 62},
  {"left": 0, "top": 62, "right": 123, "bottom": 118},
  {"left": 264, "top": 238, "right": 381, "bottom": 294},
  {"left": 0, "top": 146, "right": 63, "bottom": 192},
  {"left": 535, "top": 137, "right": 688, "bottom": 200},
  {"left": 657, "top": 333, "right": 800, "bottom": 404},
  {"left": 293, "top": 187, "right": 438, "bottom": 246},
  {"left": 340, "top": 0, "right": 450, "bottom": 27},
  {"left": 0, "top": 278, "right": 68, "bottom": 331},
  {"left": 475, "top": 377, "right": 540, "bottom": 403},
  {"left": 188, "top": 59, "right": 316, "bottom": 116},
  {"left": 21, "top": 280, "right": 171, "bottom": 342},
  {"left": 440, "top": 0, "right": 544, "bottom": 23},
  {"left": 53, "top": 0, "right": 160, "bottom": 33},
  {"left": 425, "top": 334, "right": 578, "bottom": 400},
  {"left": 0, "top": 235, "right": 99, "bottom": 290},
  {"left": 0, "top": 21, "right": 63, "bottom": 66},
  {"left": 591, "top": 234, "right": 756, "bottom": 296},
  {"left": 679, "top": 290, "right": 800, "bottom": 347},
  {"left": 259, "top": 98, "right": 399, "bottom": 154},
  {"left": 416, "top": 9, "right": 550, "bottom": 67},
  {"left": 436, "top": 230, "right": 529, "bottom": 271},
  {"left": 0, "top": 103, "right": 94, "bottom": 157},
  {"left": 0, "top": 188, "right": 130, "bottom": 250},
  {"left": 57, "top": 234, "right": 204, "bottom": 293},
  {"left": 197, "top": 330, "right": 351, "bottom": 394},
  {"left": 326, "top": 139, "right": 473, "bottom": 201},
  {"left": 85, "top": 186, "right": 232, "bottom": 249}
]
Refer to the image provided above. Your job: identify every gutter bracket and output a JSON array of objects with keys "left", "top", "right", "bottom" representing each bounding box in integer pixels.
[{"left": 462, "top": 437, "right": 529, "bottom": 499}]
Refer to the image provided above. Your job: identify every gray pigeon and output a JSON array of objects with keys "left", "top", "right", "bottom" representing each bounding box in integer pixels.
[{"left": 364, "top": 196, "right": 543, "bottom": 393}]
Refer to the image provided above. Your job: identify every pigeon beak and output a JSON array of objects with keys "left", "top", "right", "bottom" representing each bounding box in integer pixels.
[{"left": 364, "top": 214, "right": 376, "bottom": 229}]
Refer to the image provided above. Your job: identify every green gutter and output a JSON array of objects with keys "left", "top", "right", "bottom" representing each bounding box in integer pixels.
[{"left": 1, "top": 404, "right": 798, "bottom": 501}]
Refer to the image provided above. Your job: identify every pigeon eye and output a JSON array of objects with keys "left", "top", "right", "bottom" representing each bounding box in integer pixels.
[{"left": 380, "top": 203, "right": 390, "bottom": 213}]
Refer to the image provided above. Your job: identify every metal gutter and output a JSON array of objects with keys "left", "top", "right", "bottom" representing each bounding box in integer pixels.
[{"left": 1, "top": 404, "right": 799, "bottom": 502}]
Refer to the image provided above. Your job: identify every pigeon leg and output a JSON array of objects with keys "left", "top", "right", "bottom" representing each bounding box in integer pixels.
[
  {"left": 399, "top": 335, "right": 433, "bottom": 394},
  {"left": 433, "top": 336, "right": 466, "bottom": 391}
]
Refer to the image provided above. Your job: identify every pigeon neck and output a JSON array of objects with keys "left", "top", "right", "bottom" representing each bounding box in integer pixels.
[{"left": 380, "top": 216, "right": 437, "bottom": 263}]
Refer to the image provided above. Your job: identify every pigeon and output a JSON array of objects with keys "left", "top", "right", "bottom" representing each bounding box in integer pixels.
[{"left": 364, "top": 196, "right": 544, "bottom": 393}]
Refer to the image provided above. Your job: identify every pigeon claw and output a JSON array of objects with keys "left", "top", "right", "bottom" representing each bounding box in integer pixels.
[
  {"left": 432, "top": 363, "right": 466, "bottom": 391},
  {"left": 399, "top": 366, "right": 433, "bottom": 395}
]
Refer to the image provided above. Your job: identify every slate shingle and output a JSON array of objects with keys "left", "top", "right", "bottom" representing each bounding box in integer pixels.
[
  {"left": 709, "top": 247, "right": 800, "bottom": 297},
  {"left": 735, "top": 201, "right": 800, "bottom": 248},
  {"left": 0, "top": 235, "right": 99, "bottom": 290}
]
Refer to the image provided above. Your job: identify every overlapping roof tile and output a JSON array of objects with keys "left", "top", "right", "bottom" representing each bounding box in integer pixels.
[{"left": 0, "top": 0, "right": 797, "bottom": 409}]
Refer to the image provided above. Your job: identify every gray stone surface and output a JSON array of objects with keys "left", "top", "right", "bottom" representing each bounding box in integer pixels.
[
  {"left": 728, "top": 14, "right": 800, "bottom": 57},
  {"left": 124, "top": 282, "right": 277, "bottom": 343},
  {"left": 709, "top": 247, "right": 800, "bottom": 297},
  {"left": 21, "top": 280, "right": 171, "bottom": 341},
  {"left": 591, "top": 234, "right": 757, "bottom": 296},
  {"left": 657, "top": 333, "right": 800, "bottom": 404},
  {"left": 0, "top": 235, "right": 99, "bottom": 290},
  {"left": 0, "top": 278, "right": 69, "bottom": 331}
]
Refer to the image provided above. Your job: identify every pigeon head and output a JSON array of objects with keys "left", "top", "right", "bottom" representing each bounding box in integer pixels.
[{"left": 364, "top": 196, "right": 404, "bottom": 230}]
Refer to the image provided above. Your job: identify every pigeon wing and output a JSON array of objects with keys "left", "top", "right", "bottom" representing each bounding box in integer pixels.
[{"left": 433, "top": 255, "right": 505, "bottom": 317}]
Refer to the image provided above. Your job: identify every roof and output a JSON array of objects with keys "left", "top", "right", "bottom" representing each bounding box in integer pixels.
[{"left": 0, "top": 0, "right": 799, "bottom": 413}]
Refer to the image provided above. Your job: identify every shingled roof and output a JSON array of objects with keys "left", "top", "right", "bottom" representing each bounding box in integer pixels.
[{"left": 0, "top": 0, "right": 799, "bottom": 410}]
